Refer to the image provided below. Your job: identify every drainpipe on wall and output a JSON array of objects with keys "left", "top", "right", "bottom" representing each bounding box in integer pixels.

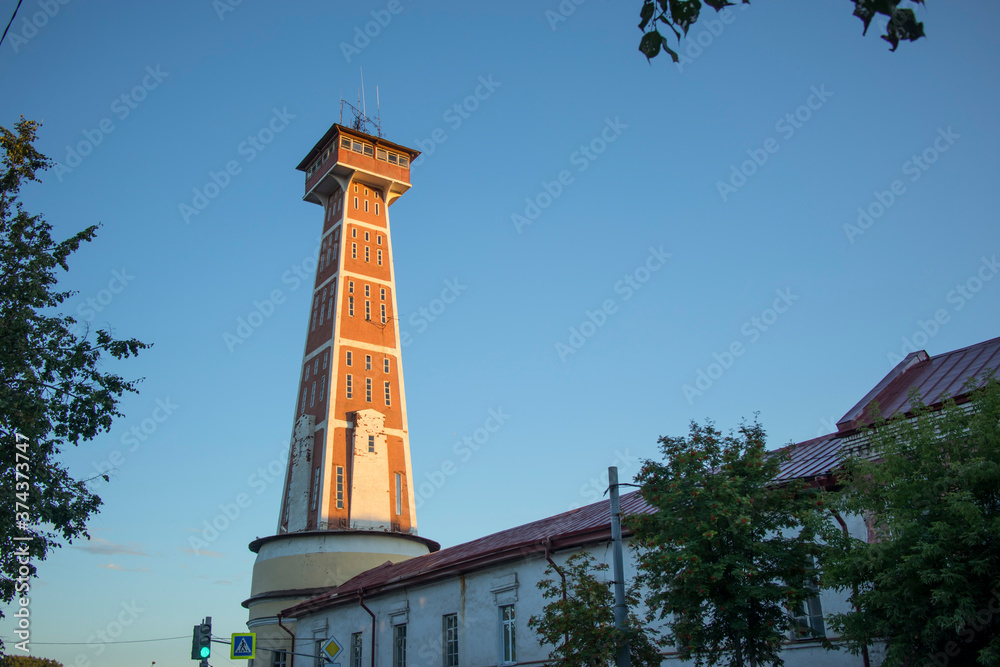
[
  {"left": 359, "top": 588, "right": 376, "bottom": 667},
  {"left": 543, "top": 540, "right": 569, "bottom": 653},
  {"left": 829, "top": 509, "right": 870, "bottom": 667},
  {"left": 276, "top": 611, "right": 296, "bottom": 667}
]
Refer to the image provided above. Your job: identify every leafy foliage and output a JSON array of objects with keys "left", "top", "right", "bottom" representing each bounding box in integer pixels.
[
  {"left": 0, "top": 117, "right": 149, "bottom": 647},
  {"left": 628, "top": 419, "right": 835, "bottom": 666},
  {"left": 528, "top": 552, "right": 661, "bottom": 666},
  {"left": 0, "top": 656, "right": 64, "bottom": 666},
  {"left": 825, "top": 377, "right": 1000, "bottom": 665},
  {"left": 637, "top": 0, "right": 926, "bottom": 62}
]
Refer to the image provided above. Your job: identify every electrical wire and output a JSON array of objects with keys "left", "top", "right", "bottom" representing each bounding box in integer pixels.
[
  {"left": 0, "top": 0, "right": 24, "bottom": 50},
  {"left": 0, "top": 635, "right": 189, "bottom": 646}
]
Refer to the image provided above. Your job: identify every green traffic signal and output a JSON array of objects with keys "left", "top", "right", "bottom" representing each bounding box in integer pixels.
[{"left": 200, "top": 646, "right": 210, "bottom": 658}]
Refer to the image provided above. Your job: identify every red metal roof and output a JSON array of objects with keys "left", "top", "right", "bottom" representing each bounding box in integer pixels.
[
  {"left": 284, "top": 491, "right": 655, "bottom": 617},
  {"left": 837, "top": 335, "right": 1000, "bottom": 432},
  {"left": 284, "top": 336, "right": 999, "bottom": 619}
]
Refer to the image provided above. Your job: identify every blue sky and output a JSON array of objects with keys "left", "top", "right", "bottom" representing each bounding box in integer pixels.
[{"left": 2, "top": 1, "right": 998, "bottom": 664}]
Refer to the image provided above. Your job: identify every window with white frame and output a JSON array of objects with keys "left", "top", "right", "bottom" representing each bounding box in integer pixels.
[
  {"left": 309, "top": 468, "right": 320, "bottom": 512},
  {"left": 366, "top": 377, "right": 372, "bottom": 402},
  {"left": 368, "top": 435, "right": 375, "bottom": 453},
  {"left": 384, "top": 358, "right": 390, "bottom": 374},
  {"left": 393, "top": 624, "right": 406, "bottom": 667},
  {"left": 789, "top": 556, "right": 825, "bottom": 639},
  {"left": 336, "top": 466, "right": 344, "bottom": 509},
  {"left": 346, "top": 350, "right": 353, "bottom": 366},
  {"left": 346, "top": 374, "right": 353, "bottom": 399},
  {"left": 444, "top": 614, "right": 459, "bottom": 667},
  {"left": 351, "top": 632, "right": 362, "bottom": 667},
  {"left": 384, "top": 381, "right": 391, "bottom": 406},
  {"left": 395, "top": 472, "right": 402, "bottom": 516},
  {"left": 499, "top": 605, "right": 516, "bottom": 665},
  {"left": 270, "top": 650, "right": 288, "bottom": 667},
  {"left": 365, "top": 355, "right": 372, "bottom": 370},
  {"left": 381, "top": 303, "right": 387, "bottom": 324}
]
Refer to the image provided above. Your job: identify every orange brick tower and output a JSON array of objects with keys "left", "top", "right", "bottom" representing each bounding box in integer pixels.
[{"left": 245, "top": 110, "right": 437, "bottom": 659}]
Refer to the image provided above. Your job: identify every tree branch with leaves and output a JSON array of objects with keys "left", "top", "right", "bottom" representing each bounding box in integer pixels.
[
  {"left": 0, "top": 117, "right": 150, "bottom": 652},
  {"left": 638, "top": 0, "right": 927, "bottom": 63}
]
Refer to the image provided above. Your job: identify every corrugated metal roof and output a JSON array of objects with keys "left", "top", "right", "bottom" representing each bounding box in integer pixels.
[{"left": 837, "top": 336, "right": 1000, "bottom": 432}]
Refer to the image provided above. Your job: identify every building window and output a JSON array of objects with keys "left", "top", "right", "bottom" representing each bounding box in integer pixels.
[
  {"left": 365, "top": 246, "right": 370, "bottom": 262},
  {"left": 304, "top": 364, "right": 310, "bottom": 381},
  {"left": 346, "top": 351, "right": 352, "bottom": 366},
  {"left": 377, "top": 234, "right": 382, "bottom": 244},
  {"left": 346, "top": 374, "right": 353, "bottom": 399},
  {"left": 364, "top": 200, "right": 369, "bottom": 213},
  {"left": 364, "top": 187, "right": 369, "bottom": 196},
  {"left": 300, "top": 391, "right": 306, "bottom": 413},
  {"left": 499, "top": 605, "right": 516, "bottom": 665},
  {"left": 375, "top": 202, "right": 380, "bottom": 216},
  {"left": 364, "top": 231, "right": 370, "bottom": 241},
  {"left": 789, "top": 557, "right": 825, "bottom": 639},
  {"left": 365, "top": 300, "right": 371, "bottom": 320},
  {"left": 336, "top": 466, "right": 344, "bottom": 509},
  {"left": 349, "top": 280, "right": 354, "bottom": 293},
  {"left": 366, "top": 377, "right": 372, "bottom": 402},
  {"left": 352, "top": 227, "right": 357, "bottom": 238},
  {"left": 354, "top": 197, "right": 359, "bottom": 209},
  {"left": 380, "top": 287, "right": 386, "bottom": 300},
  {"left": 270, "top": 651, "right": 288, "bottom": 667},
  {"left": 349, "top": 296, "right": 355, "bottom": 316},
  {"left": 395, "top": 472, "right": 402, "bottom": 516},
  {"left": 310, "top": 467, "right": 320, "bottom": 512},
  {"left": 365, "top": 355, "right": 372, "bottom": 370},
  {"left": 377, "top": 249, "right": 383, "bottom": 265},
  {"left": 444, "top": 614, "right": 459, "bottom": 667},
  {"left": 352, "top": 243, "right": 357, "bottom": 259},
  {"left": 393, "top": 624, "right": 406, "bottom": 667},
  {"left": 368, "top": 435, "right": 375, "bottom": 453},
  {"left": 351, "top": 632, "right": 363, "bottom": 667},
  {"left": 384, "top": 358, "right": 390, "bottom": 374},
  {"left": 380, "top": 304, "right": 386, "bottom": 324},
  {"left": 309, "top": 381, "right": 316, "bottom": 408},
  {"left": 319, "top": 375, "right": 326, "bottom": 402},
  {"left": 385, "top": 381, "right": 391, "bottom": 406},
  {"left": 365, "top": 284, "right": 370, "bottom": 297}
]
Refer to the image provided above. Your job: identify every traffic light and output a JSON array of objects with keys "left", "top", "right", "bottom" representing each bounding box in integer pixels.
[{"left": 190, "top": 616, "right": 211, "bottom": 662}]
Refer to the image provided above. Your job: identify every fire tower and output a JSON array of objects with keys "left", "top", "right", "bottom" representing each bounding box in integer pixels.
[{"left": 244, "top": 111, "right": 438, "bottom": 660}]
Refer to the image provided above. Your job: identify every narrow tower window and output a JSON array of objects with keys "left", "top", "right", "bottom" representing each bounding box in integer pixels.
[
  {"left": 365, "top": 246, "right": 370, "bottom": 262},
  {"left": 365, "top": 284, "right": 370, "bottom": 297},
  {"left": 319, "top": 375, "right": 326, "bottom": 402},
  {"left": 346, "top": 374, "right": 353, "bottom": 399},
  {"left": 365, "top": 300, "right": 371, "bottom": 320},
  {"left": 385, "top": 381, "right": 391, "bottom": 406},
  {"left": 377, "top": 249, "right": 383, "bottom": 266},
  {"left": 383, "top": 358, "right": 390, "bottom": 374},
  {"left": 346, "top": 351, "right": 352, "bottom": 366},
  {"left": 395, "top": 473, "right": 402, "bottom": 516},
  {"left": 366, "top": 355, "right": 372, "bottom": 370},
  {"left": 366, "top": 378, "right": 372, "bottom": 402},
  {"left": 368, "top": 435, "right": 375, "bottom": 453},
  {"left": 310, "top": 467, "right": 320, "bottom": 512},
  {"left": 380, "top": 304, "right": 386, "bottom": 324},
  {"left": 349, "top": 296, "right": 354, "bottom": 317},
  {"left": 380, "top": 288, "right": 386, "bottom": 300},
  {"left": 365, "top": 231, "right": 370, "bottom": 241},
  {"left": 336, "top": 466, "right": 344, "bottom": 509},
  {"left": 310, "top": 381, "right": 316, "bottom": 408},
  {"left": 352, "top": 243, "right": 357, "bottom": 259}
]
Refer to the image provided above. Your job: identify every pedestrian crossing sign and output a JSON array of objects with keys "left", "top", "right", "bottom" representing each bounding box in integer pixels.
[{"left": 231, "top": 632, "right": 256, "bottom": 659}]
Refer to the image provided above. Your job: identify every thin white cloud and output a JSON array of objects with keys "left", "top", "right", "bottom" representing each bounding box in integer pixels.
[
  {"left": 75, "top": 537, "right": 149, "bottom": 557},
  {"left": 99, "top": 563, "right": 151, "bottom": 573},
  {"left": 181, "top": 546, "right": 226, "bottom": 558}
]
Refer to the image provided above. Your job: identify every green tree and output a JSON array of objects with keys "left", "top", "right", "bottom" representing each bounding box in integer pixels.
[
  {"left": 0, "top": 117, "right": 149, "bottom": 651},
  {"left": 825, "top": 377, "right": 1000, "bottom": 665},
  {"left": 0, "top": 656, "right": 64, "bottom": 666},
  {"left": 628, "top": 419, "right": 834, "bottom": 666},
  {"left": 528, "top": 552, "right": 661, "bottom": 666},
  {"left": 638, "top": 0, "right": 926, "bottom": 62}
]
